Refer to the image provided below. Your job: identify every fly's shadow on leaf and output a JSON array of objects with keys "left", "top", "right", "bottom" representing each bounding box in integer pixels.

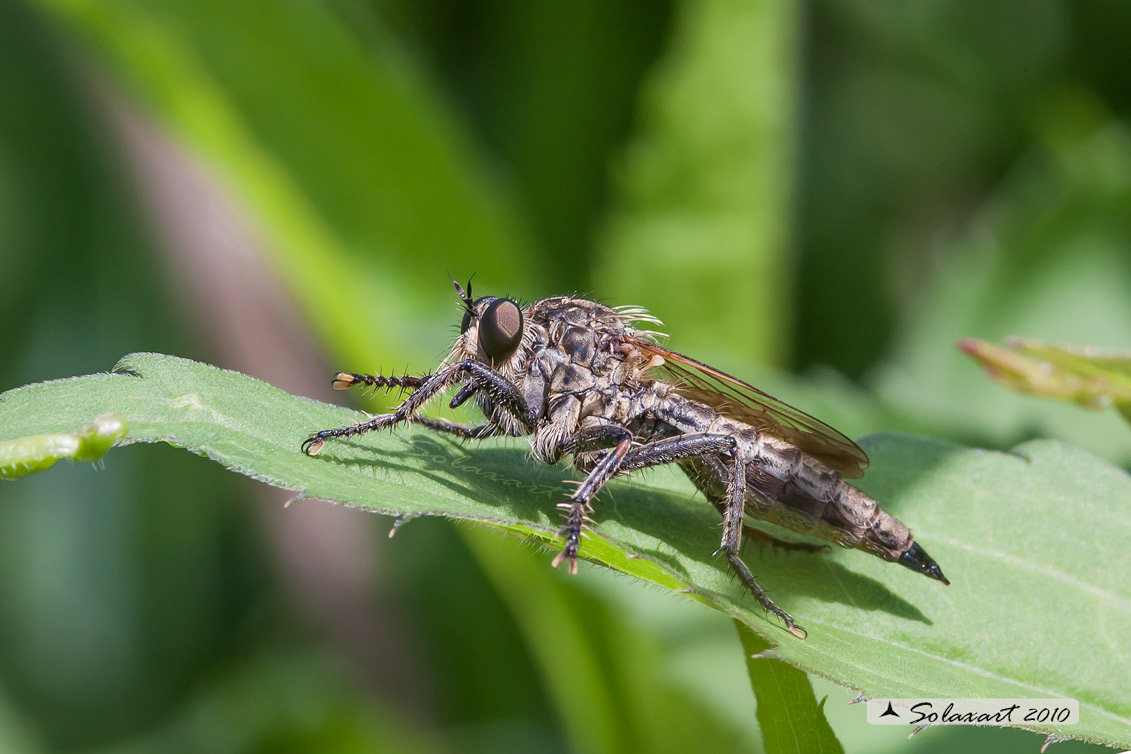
[
  {"left": 307, "top": 427, "right": 932, "bottom": 626},
  {"left": 596, "top": 481, "right": 932, "bottom": 626},
  {"left": 305, "top": 431, "right": 571, "bottom": 527}
]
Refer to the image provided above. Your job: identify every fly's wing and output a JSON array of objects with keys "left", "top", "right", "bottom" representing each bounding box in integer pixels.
[{"left": 626, "top": 338, "right": 869, "bottom": 478}]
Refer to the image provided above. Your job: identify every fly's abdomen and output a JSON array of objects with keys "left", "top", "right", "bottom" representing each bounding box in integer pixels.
[
  {"left": 739, "top": 441, "right": 948, "bottom": 583},
  {"left": 742, "top": 442, "right": 916, "bottom": 562},
  {"left": 678, "top": 443, "right": 917, "bottom": 563}
]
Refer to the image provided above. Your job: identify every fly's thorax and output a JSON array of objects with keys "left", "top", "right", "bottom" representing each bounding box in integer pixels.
[
  {"left": 536, "top": 298, "right": 647, "bottom": 376},
  {"left": 532, "top": 298, "right": 661, "bottom": 408},
  {"left": 516, "top": 296, "right": 671, "bottom": 463}
]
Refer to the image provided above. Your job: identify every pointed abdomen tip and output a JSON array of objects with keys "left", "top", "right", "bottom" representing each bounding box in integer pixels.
[{"left": 899, "top": 541, "right": 950, "bottom": 585}]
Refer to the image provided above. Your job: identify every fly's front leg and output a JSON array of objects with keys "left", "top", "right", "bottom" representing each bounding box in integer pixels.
[
  {"left": 330, "top": 372, "right": 425, "bottom": 393},
  {"left": 301, "top": 370, "right": 426, "bottom": 454},
  {"left": 552, "top": 425, "right": 634, "bottom": 574},
  {"left": 619, "top": 434, "right": 807, "bottom": 638},
  {"left": 414, "top": 381, "right": 507, "bottom": 439},
  {"left": 302, "top": 360, "right": 532, "bottom": 455},
  {"left": 321, "top": 372, "right": 496, "bottom": 441}
]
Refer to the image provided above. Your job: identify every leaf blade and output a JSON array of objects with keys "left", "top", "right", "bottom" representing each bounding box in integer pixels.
[
  {"left": 960, "top": 337, "right": 1131, "bottom": 423},
  {"left": 2, "top": 353, "right": 1129, "bottom": 748},
  {"left": 598, "top": 0, "right": 799, "bottom": 366},
  {"left": 739, "top": 621, "right": 844, "bottom": 754}
]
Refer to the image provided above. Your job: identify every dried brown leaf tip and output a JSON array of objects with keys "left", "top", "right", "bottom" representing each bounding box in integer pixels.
[{"left": 959, "top": 337, "right": 1131, "bottom": 418}]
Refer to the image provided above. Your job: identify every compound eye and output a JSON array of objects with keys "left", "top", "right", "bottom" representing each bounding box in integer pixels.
[
  {"left": 478, "top": 298, "right": 523, "bottom": 362},
  {"left": 460, "top": 309, "right": 473, "bottom": 334}
]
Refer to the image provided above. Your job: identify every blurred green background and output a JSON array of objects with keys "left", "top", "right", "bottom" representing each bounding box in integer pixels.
[{"left": 2, "top": 0, "right": 1130, "bottom": 752}]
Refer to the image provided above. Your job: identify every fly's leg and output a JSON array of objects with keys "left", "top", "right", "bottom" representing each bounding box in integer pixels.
[
  {"left": 618, "top": 434, "right": 736, "bottom": 470},
  {"left": 552, "top": 425, "right": 634, "bottom": 574},
  {"left": 416, "top": 381, "right": 501, "bottom": 438},
  {"left": 717, "top": 454, "right": 806, "bottom": 639},
  {"left": 330, "top": 372, "right": 425, "bottom": 393},
  {"left": 447, "top": 381, "right": 478, "bottom": 409},
  {"left": 618, "top": 434, "right": 806, "bottom": 638},
  {"left": 302, "top": 360, "right": 533, "bottom": 455},
  {"left": 314, "top": 372, "right": 495, "bottom": 442},
  {"left": 414, "top": 417, "right": 498, "bottom": 440},
  {"left": 742, "top": 526, "right": 829, "bottom": 553}
]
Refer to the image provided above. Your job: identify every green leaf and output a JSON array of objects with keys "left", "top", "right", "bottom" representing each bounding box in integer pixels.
[
  {"left": 598, "top": 0, "right": 799, "bottom": 365},
  {"left": 960, "top": 337, "right": 1131, "bottom": 425},
  {"left": 873, "top": 120, "right": 1131, "bottom": 465},
  {"left": 0, "top": 413, "right": 126, "bottom": 479},
  {"left": 2, "top": 353, "right": 1129, "bottom": 748},
  {"left": 739, "top": 621, "right": 844, "bottom": 754},
  {"left": 34, "top": 0, "right": 533, "bottom": 366}
]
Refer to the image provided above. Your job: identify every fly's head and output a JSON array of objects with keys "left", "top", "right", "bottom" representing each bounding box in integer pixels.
[{"left": 447, "top": 278, "right": 534, "bottom": 381}]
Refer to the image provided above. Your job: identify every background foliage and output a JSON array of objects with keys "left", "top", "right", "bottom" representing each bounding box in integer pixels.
[{"left": 1, "top": 0, "right": 1130, "bottom": 752}]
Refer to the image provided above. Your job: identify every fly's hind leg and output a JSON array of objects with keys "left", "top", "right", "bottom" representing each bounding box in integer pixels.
[
  {"left": 742, "top": 526, "right": 829, "bottom": 554},
  {"left": 618, "top": 435, "right": 806, "bottom": 638},
  {"left": 716, "top": 454, "right": 806, "bottom": 638}
]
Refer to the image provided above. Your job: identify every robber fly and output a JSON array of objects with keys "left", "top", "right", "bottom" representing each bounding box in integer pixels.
[{"left": 302, "top": 280, "right": 949, "bottom": 638}]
